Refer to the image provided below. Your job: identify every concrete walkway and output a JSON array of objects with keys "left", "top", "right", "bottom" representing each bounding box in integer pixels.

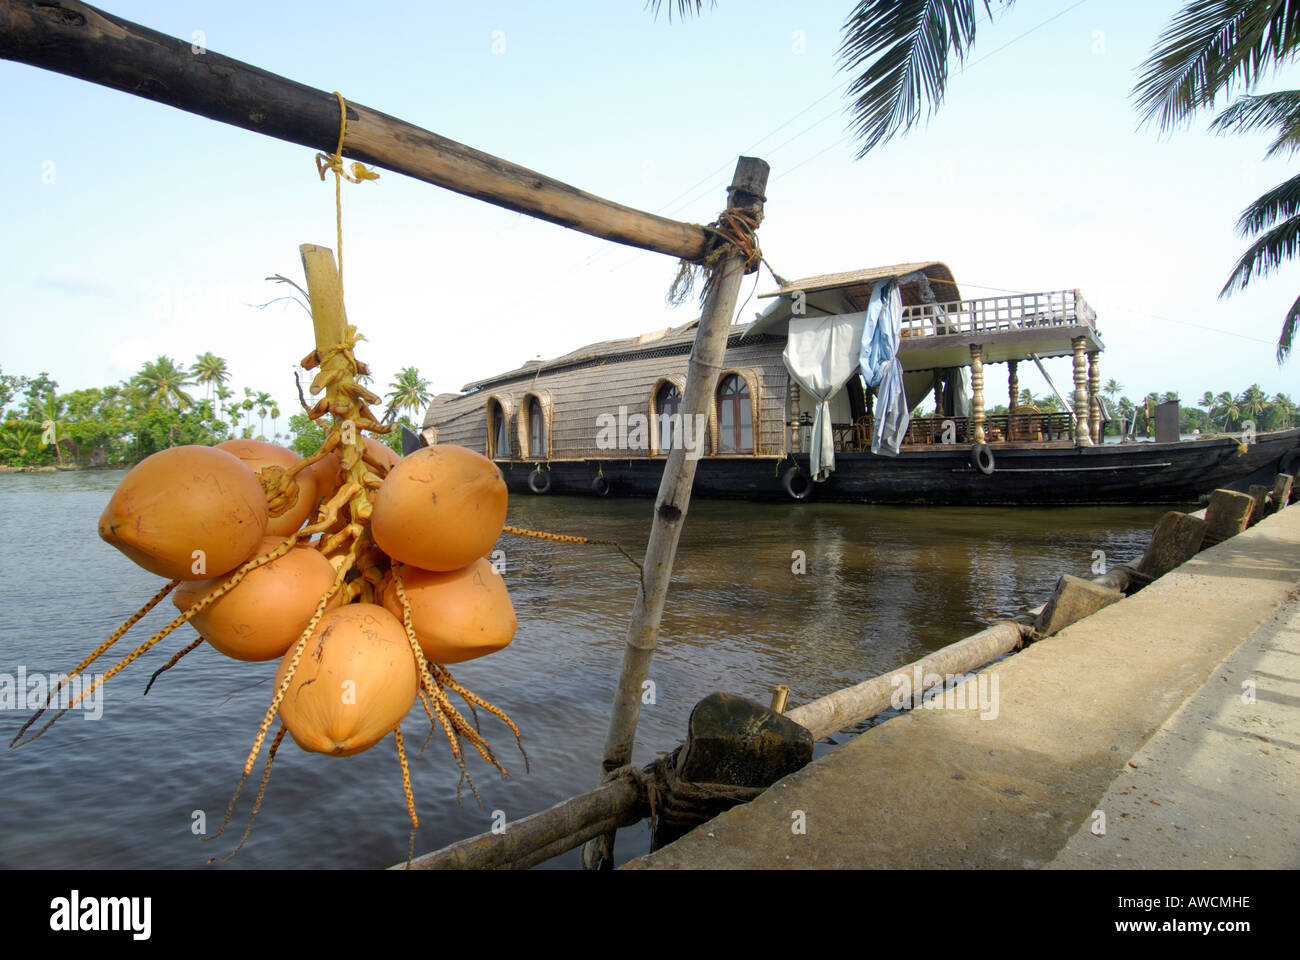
[{"left": 625, "top": 505, "right": 1300, "bottom": 870}]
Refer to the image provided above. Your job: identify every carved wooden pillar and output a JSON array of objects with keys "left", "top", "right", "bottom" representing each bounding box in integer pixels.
[
  {"left": 789, "top": 381, "right": 801, "bottom": 453},
  {"left": 1072, "top": 337, "right": 1093, "bottom": 447},
  {"left": 1008, "top": 359, "right": 1019, "bottom": 411},
  {"left": 1088, "top": 351, "right": 1101, "bottom": 444},
  {"left": 970, "top": 344, "right": 986, "bottom": 444}
]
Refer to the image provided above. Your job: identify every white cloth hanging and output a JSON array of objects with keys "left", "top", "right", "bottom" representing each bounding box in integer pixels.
[{"left": 783, "top": 311, "right": 867, "bottom": 481}]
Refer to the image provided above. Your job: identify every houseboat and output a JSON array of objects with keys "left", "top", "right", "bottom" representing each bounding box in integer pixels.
[{"left": 420, "top": 261, "right": 1300, "bottom": 504}]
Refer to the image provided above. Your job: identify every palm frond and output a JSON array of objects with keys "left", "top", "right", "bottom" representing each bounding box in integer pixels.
[
  {"left": 1233, "top": 171, "right": 1300, "bottom": 236},
  {"left": 645, "top": 0, "right": 715, "bottom": 23},
  {"left": 1209, "top": 88, "right": 1300, "bottom": 156},
  {"left": 1134, "top": 0, "right": 1300, "bottom": 133},
  {"left": 1276, "top": 289, "right": 1300, "bottom": 362},
  {"left": 1219, "top": 212, "right": 1300, "bottom": 294},
  {"left": 837, "top": 1, "right": 1006, "bottom": 159}
]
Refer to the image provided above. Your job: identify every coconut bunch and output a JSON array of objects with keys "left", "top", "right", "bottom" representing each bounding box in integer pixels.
[{"left": 12, "top": 246, "right": 525, "bottom": 863}]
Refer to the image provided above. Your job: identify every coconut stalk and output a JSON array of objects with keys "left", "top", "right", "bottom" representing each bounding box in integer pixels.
[{"left": 580, "top": 157, "right": 769, "bottom": 870}]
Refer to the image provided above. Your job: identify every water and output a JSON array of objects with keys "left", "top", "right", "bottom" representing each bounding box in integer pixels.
[{"left": 0, "top": 470, "right": 1169, "bottom": 869}]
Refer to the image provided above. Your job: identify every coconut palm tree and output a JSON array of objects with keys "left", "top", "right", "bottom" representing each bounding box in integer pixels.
[
  {"left": 653, "top": 1, "right": 1017, "bottom": 157},
  {"left": 384, "top": 367, "right": 433, "bottom": 424},
  {"left": 255, "top": 391, "right": 272, "bottom": 439},
  {"left": 1272, "top": 391, "right": 1295, "bottom": 427},
  {"left": 1215, "top": 391, "right": 1242, "bottom": 432},
  {"left": 0, "top": 420, "right": 44, "bottom": 465},
  {"left": 655, "top": 2, "right": 1300, "bottom": 362},
  {"left": 134, "top": 356, "right": 196, "bottom": 412},
  {"left": 1133, "top": 2, "right": 1300, "bottom": 362},
  {"left": 240, "top": 388, "right": 256, "bottom": 433},
  {"left": 193, "top": 352, "right": 230, "bottom": 401},
  {"left": 270, "top": 403, "right": 281, "bottom": 441},
  {"left": 1240, "top": 383, "right": 1270, "bottom": 424},
  {"left": 1103, "top": 378, "right": 1122, "bottom": 401},
  {"left": 215, "top": 384, "right": 234, "bottom": 420},
  {"left": 27, "top": 390, "right": 68, "bottom": 466}
]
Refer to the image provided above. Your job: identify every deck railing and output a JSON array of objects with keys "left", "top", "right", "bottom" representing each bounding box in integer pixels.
[{"left": 900, "top": 290, "right": 1095, "bottom": 339}]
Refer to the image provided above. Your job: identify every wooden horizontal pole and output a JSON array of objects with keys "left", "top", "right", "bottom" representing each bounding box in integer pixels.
[
  {"left": 397, "top": 779, "right": 641, "bottom": 871},
  {"left": 0, "top": 0, "right": 713, "bottom": 261},
  {"left": 785, "top": 622, "right": 1031, "bottom": 742}
]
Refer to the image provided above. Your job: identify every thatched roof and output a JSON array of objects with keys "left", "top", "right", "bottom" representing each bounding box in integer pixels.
[
  {"left": 461, "top": 317, "right": 769, "bottom": 392},
  {"left": 460, "top": 261, "right": 960, "bottom": 392},
  {"left": 760, "top": 261, "right": 959, "bottom": 307}
]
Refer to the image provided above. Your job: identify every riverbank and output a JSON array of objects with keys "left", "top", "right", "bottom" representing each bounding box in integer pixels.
[
  {"left": 0, "top": 463, "right": 125, "bottom": 473},
  {"left": 625, "top": 502, "right": 1300, "bottom": 869}
]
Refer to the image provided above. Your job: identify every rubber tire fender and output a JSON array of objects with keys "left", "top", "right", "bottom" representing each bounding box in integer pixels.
[
  {"left": 782, "top": 465, "right": 812, "bottom": 501},
  {"left": 971, "top": 443, "right": 995, "bottom": 475},
  {"left": 591, "top": 474, "right": 611, "bottom": 497},
  {"left": 528, "top": 468, "right": 552, "bottom": 495}
]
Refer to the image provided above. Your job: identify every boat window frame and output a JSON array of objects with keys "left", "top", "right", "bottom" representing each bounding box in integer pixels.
[
  {"left": 520, "top": 390, "right": 552, "bottom": 460},
  {"left": 714, "top": 369, "right": 759, "bottom": 455},
  {"left": 485, "top": 395, "right": 515, "bottom": 460},
  {"left": 649, "top": 376, "right": 686, "bottom": 457}
]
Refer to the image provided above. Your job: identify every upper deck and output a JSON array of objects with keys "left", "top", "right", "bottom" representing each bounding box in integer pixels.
[
  {"left": 752, "top": 262, "right": 1103, "bottom": 369},
  {"left": 897, "top": 289, "right": 1101, "bottom": 369}
]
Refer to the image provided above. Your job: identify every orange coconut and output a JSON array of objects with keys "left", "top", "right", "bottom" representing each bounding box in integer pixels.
[
  {"left": 171, "top": 536, "right": 340, "bottom": 662},
  {"left": 362, "top": 435, "right": 401, "bottom": 473},
  {"left": 381, "top": 559, "right": 517, "bottom": 664},
  {"left": 98, "top": 445, "right": 268, "bottom": 580},
  {"left": 370, "top": 445, "right": 507, "bottom": 571},
  {"left": 216, "top": 439, "right": 317, "bottom": 537},
  {"left": 306, "top": 449, "right": 342, "bottom": 507},
  {"left": 274, "top": 603, "right": 418, "bottom": 757}
]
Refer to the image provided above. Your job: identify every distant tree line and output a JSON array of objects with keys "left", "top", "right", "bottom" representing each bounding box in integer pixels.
[
  {"left": 912, "top": 380, "right": 1295, "bottom": 437},
  {"left": 1, "top": 356, "right": 432, "bottom": 468}
]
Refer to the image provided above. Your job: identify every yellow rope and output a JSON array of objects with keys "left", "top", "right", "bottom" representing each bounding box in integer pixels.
[
  {"left": 502, "top": 524, "right": 590, "bottom": 544},
  {"left": 501, "top": 524, "right": 644, "bottom": 586},
  {"left": 314, "top": 91, "right": 379, "bottom": 291}
]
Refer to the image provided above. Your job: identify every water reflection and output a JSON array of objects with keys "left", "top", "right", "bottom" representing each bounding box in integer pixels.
[{"left": 0, "top": 471, "right": 1167, "bottom": 869}]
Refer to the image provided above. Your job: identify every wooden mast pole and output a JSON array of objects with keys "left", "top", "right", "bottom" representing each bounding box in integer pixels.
[
  {"left": 580, "top": 157, "right": 770, "bottom": 870},
  {"left": 0, "top": 0, "right": 712, "bottom": 262}
]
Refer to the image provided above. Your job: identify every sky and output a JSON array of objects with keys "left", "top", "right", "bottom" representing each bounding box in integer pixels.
[{"left": 2, "top": 0, "right": 1298, "bottom": 424}]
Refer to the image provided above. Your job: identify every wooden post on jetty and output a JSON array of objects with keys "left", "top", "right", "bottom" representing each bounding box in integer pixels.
[
  {"left": 1203, "top": 489, "right": 1255, "bottom": 546},
  {"left": 580, "top": 157, "right": 770, "bottom": 870}
]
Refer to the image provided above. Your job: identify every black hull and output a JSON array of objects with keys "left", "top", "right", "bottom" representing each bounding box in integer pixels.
[{"left": 498, "top": 429, "right": 1300, "bottom": 505}]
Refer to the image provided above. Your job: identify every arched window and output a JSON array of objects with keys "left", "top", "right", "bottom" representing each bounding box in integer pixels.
[
  {"left": 716, "top": 374, "right": 753, "bottom": 454},
  {"left": 526, "top": 396, "right": 547, "bottom": 458},
  {"left": 488, "top": 400, "right": 510, "bottom": 459},
  {"left": 656, "top": 381, "right": 682, "bottom": 452}
]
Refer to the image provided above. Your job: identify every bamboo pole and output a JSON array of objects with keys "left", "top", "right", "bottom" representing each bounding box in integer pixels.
[
  {"left": 785, "top": 622, "right": 1031, "bottom": 742},
  {"left": 300, "top": 245, "right": 346, "bottom": 353},
  {"left": 0, "top": 0, "right": 711, "bottom": 262},
  {"left": 579, "top": 157, "right": 770, "bottom": 870},
  {"left": 395, "top": 620, "right": 1026, "bottom": 870},
  {"left": 398, "top": 780, "right": 642, "bottom": 871}
]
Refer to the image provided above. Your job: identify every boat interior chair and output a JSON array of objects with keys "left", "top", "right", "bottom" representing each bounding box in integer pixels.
[
  {"left": 854, "top": 414, "right": 873, "bottom": 450},
  {"left": 1007, "top": 404, "right": 1043, "bottom": 442}
]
